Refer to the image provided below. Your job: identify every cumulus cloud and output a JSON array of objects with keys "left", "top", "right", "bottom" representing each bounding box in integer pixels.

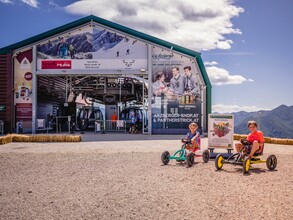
[
  {"left": 206, "top": 66, "right": 250, "bottom": 86},
  {"left": 64, "top": 0, "right": 244, "bottom": 51},
  {"left": 213, "top": 104, "right": 270, "bottom": 113}
]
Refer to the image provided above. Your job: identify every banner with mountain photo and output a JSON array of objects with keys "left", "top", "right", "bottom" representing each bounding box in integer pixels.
[
  {"left": 151, "top": 47, "right": 202, "bottom": 133},
  {"left": 36, "top": 25, "right": 147, "bottom": 71}
]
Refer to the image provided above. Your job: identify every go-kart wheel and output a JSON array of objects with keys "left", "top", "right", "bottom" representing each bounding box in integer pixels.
[
  {"left": 266, "top": 154, "right": 277, "bottom": 170},
  {"left": 243, "top": 157, "right": 251, "bottom": 174},
  {"left": 215, "top": 154, "right": 224, "bottom": 170},
  {"left": 186, "top": 153, "right": 194, "bottom": 167},
  {"left": 161, "top": 151, "right": 170, "bottom": 165},
  {"left": 202, "top": 149, "right": 210, "bottom": 163}
]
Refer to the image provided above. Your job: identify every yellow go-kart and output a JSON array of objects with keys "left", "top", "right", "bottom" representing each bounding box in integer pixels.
[{"left": 215, "top": 139, "right": 277, "bottom": 174}]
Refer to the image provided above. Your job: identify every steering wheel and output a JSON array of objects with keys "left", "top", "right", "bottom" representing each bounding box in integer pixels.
[
  {"left": 181, "top": 138, "right": 192, "bottom": 144},
  {"left": 240, "top": 139, "right": 252, "bottom": 146}
]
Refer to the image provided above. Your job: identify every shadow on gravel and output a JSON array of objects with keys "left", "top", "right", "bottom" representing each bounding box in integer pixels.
[{"left": 215, "top": 167, "right": 270, "bottom": 175}]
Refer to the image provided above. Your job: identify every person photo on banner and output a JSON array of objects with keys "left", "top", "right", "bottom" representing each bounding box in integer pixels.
[
  {"left": 57, "top": 37, "right": 69, "bottom": 59},
  {"left": 170, "top": 66, "right": 186, "bottom": 96},
  {"left": 69, "top": 44, "right": 76, "bottom": 59},
  {"left": 183, "top": 66, "right": 200, "bottom": 99},
  {"left": 152, "top": 72, "right": 174, "bottom": 97}
]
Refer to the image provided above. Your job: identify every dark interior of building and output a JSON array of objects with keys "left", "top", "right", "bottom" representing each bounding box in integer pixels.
[{"left": 36, "top": 75, "right": 148, "bottom": 133}]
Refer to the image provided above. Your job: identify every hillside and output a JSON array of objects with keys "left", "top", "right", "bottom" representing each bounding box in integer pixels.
[{"left": 233, "top": 105, "right": 293, "bottom": 138}]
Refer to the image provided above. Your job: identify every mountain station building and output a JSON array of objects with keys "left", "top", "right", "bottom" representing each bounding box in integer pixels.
[{"left": 0, "top": 15, "right": 211, "bottom": 134}]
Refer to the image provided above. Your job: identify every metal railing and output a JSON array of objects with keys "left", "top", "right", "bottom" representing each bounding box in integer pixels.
[
  {"left": 95, "top": 120, "right": 128, "bottom": 133},
  {"left": 0, "top": 120, "right": 4, "bottom": 135}
]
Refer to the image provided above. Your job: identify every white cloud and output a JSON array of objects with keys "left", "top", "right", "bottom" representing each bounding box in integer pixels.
[
  {"left": 0, "top": 0, "right": 39, "bottom": 7},
  {"left": 204, "top": 61, "right": 218, "bottom": 66},
  {"left": 64, "top": 0, "right": 244, "bottom": 51},
  {"left": 213, "top": 104, "right": 270, "bottom": 113},
  {"left": 206, "top": 66, "right": 250, "bottom": 86},
  {"left": 217, "top": 40, "right": 233, "bottom": 50},
  {"left": 0, "top": 0, "right": 12, "bottom": 3},
  {"left": 20, "top": 0, "right": 38, "bottom": 8},
  {"left": 48, "top": 0, "right": 61, "bottom": 11}
]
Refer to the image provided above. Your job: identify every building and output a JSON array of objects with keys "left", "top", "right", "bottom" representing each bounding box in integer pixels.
[{"left": 0, "top": 15, "right": 211, "bottom": 134}]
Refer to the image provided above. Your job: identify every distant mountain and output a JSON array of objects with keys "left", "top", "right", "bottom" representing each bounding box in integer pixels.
[
  {"left": 92, "top": 29, "right": 123, "bottom": 52},
  {"left": 37, "top": 32, "right": 93, "bottom": 56},
  {"left": 233, "top": 105, "right": 293, "bottom": 138}
]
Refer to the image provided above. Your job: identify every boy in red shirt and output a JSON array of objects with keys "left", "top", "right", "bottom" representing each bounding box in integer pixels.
[{"left": 235, "top": 121, "right": 265, "bottom": 158}]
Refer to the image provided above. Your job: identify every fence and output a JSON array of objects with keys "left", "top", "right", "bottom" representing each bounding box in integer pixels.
[{"left": 95, "top": 120, "right": 128, "bottom": 133}]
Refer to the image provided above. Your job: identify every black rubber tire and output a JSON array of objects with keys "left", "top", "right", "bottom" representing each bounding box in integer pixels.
[
  {"left": 161, "top": 151, "right": 170, "bottom": 165},
  {"left": 186, "top": 153, "right": 194, "bottom": 167},
  {"left": 266, "top": 154, "right": 277, "bottom": 170},
  {"left": 215, "top": 154, "right": 224, "bottom": 170},
  {"left": 202, "top": 149, "right": 210, "bottom": 163},
  {"left": 243, "top": 157, "right": 251, "bottom": 174}
]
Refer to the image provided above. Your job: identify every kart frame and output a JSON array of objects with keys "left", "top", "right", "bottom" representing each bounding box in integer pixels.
[{"left": 215, "top": 140, "right": 277, "bottom": 174}]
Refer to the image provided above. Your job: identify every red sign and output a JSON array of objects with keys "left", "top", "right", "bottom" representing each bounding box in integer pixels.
[
  {"left": 42, "top": 60, "right": 72, "bottom": 69},
  {"left": 24, "top": 72, "right": 33, "bottom": 81},
  {"left": 15, "top": 103, "right": 32, "bottom": 121}
]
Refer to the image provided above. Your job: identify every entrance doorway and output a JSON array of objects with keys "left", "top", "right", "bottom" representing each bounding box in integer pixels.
[{"left": 36, "top": 74, "right": 148, "bottom": 133}]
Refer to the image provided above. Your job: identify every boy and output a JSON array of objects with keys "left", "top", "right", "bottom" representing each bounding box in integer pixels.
[
  {"left": 184, "top": 122, "right": 200, "bottom": 152},
  {"left": 235, "top": 121, "right": 265, "bottom": 158}
]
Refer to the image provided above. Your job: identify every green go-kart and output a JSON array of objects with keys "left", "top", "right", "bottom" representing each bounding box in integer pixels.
[
  {"left": 215, "top": 139, "right": 277, "bottom": 174},
  {"left": 161, "top": 138, "right": 210, "bottom": 167}
]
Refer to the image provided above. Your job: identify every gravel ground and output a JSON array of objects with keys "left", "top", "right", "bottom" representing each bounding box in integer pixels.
[{"left": 1, "top": 134, "right": 293, "bottom": 220}]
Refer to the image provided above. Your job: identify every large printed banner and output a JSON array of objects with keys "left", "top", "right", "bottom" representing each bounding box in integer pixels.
[
  {"left": 208, "top": 114, "right": 234, "bottom": 148},
  {"left": 37, "top": 25, "right": 147, "bottom": 71},
  {"left": 151, "top": 47, "right": 203, "bottom": 133},
  {"left": 14, "top": 49, "right": 33, "bottom": 131}
]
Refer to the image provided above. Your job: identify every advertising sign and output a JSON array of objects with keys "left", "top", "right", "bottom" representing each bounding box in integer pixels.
[
  {"left": 151, "top": 47, "right": 203, "bottom": 133},
  {"left": 14, "top": 49, "right": 33, "bottom": 131},
  {"left": 36, "top": 25, "right": 147, "bottom": 71},
  {"left": 15, "top": 103, "right": 32, "bottom": 121},
  {"left": 208, "top": 114, "right": 234, "bottom": 148}
]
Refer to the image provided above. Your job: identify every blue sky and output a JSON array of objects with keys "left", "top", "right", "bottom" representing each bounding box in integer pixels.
[{"left": 1, "top": 0, "right": 292, "bottom": 113}]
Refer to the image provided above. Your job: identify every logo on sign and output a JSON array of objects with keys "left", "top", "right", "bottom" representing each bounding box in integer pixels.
[
  {"left": 42, "top": 60, "right": 72, "bottom": 69},
  {"left": 152, "top": 53, "right": 174, "bottom": 61},
  {"left": 122, "top": 59, "right": 135, "bottom": 67},
  {"left": 24, "top": 72, "right": 33, "bottom": 81}
]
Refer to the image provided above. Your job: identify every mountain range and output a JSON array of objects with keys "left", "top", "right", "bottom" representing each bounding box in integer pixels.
[
  {"left": 232, "top": 104, "right": 293, "bottom": 138},
  {"left": 37, "top": 30, "right": 123, "bottom": 57}
]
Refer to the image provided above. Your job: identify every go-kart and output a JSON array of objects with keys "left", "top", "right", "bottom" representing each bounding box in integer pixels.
[
  {"left": 215, "top": 139, "right": 277, "bottom": 174},
  {"left": 161, "top": 138, "right": 210, "bottom": 167}
]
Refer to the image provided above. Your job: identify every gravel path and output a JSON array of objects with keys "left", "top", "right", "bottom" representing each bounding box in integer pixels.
[{"left": 1, "top": 135, "right": 293, "bottom": 220}]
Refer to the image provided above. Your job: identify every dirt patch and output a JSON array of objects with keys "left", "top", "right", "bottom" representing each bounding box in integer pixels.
[{"left": 0, "top": 138, "right": 293, "bottom": 219}]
